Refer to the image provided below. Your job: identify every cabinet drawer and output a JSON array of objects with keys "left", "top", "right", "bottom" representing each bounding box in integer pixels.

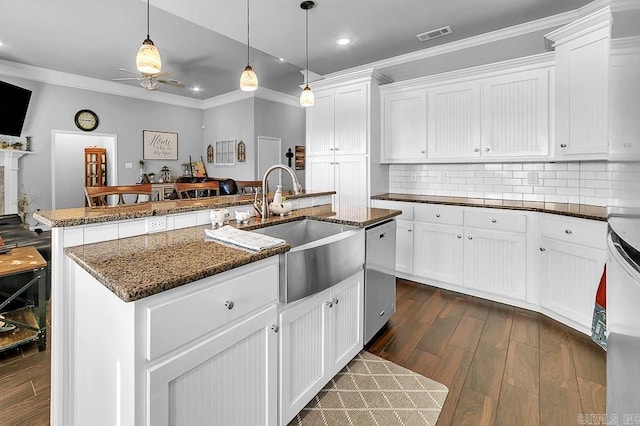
[
  {"left": 145, "top": 261, "right": 278, "bottom": 361},
  {"left": 371, "top": 200, "right": 413, "bottom": 220},
  {"left": 464, "top": 209, "right": 527, "bottom": 233},
  {"left": 540, "top": 214, "right": 607, "bottom": 249},
  {"left": 415, "top": 204, "right": 463, "bottom": 226}
]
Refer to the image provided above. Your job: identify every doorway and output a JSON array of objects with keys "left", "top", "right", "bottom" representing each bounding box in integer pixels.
[
  {"left": 257, "top": 136, "right": 282, "bottom": 192},
  {"left": 51, "top": 131, "right": 117, "bottom": 209}
]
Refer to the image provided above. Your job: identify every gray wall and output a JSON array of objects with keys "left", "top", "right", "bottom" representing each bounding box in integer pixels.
[
  {"left": 202, "top": 98, "right": 255, "bottom": 181},
  {"left": 254, "top": 98, "right": 306, "bottom": 189},
  {"left": 2, "top": 75, "right": 203, "bottom": 212}
]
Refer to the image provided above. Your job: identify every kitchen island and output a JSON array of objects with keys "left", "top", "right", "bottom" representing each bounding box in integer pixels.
[{"left": 34, "top": 192, "right": 401, "bottom": 426}]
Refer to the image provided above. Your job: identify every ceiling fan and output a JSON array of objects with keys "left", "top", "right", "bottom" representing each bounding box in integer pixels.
[{"left": 113, "top": 68, "right": 185, "bottom": 91}]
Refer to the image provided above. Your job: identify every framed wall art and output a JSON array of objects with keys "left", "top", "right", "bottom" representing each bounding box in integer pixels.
[
  {"left": 143, "top": 130, "right": 178, "bottom": 160},
  {"left": 295, "top": 145, "right": 305, "bottom": 170}
]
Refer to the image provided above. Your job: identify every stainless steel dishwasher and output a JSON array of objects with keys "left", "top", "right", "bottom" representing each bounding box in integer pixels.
[{"left": 364, "top": 219, "right": 396, "bottom": 344}]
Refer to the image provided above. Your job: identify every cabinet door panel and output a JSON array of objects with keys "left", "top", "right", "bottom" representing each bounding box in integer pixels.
[
  {"left": 381, "top": 90, "right": 428, "bottom": 161},
  {"left": 335, "top": 156, "right": 368, "bottom": 208},
  {"left": 428, "top": 81, "right": 481, "bottom": 159},
  {"left": 306, "top": 157, "right": 335, "bottom": 193},
  {"left": 330, "top": 271, "right": 364, "bottom": 376},
  {"left": 334, "top": 83, "right": 368, "bottom": 155},
  {"left": 396, "top": 219, "right": 414, "bottom": 274},
  {"left": 279, "top": 291, "right": 330, "bottom": 425},
  {"left": 148, "top": 305, "right": 277, "bottom": 426},
  {"left": 463, "top": 228, "right": 526, "bottom": 301},
  {"left": 306, "top": 91, "right": 335, "bottom": 156},
  {"left": 539, "top": 238, "right": 606, "bottom": 330},
  {"left": 413, "top": 222, "right": 464, "bottom": 285},
  {"left": 482, "top": 68, "right": 550, "bottom": 157}
]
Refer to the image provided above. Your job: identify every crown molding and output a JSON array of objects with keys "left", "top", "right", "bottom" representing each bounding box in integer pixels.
[
  {"left": 202, "top": 87, "right": 301, "bottom": 110},
  {"left": 545, "top": 6, "right": 611, "bottom": 47},
  {"left": 0, "top": 59, "right": 204, "bottom": 110},
  {"left": 310, "top": 68, "right": 393, "bottom": 90},
  {"left": 254, "top": 88, "right": 302, "bottom": 108}
]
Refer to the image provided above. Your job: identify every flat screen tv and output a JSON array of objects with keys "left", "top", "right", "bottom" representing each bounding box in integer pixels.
[{"left": 0, "top": 80, "right": 32, "bottom": 137}]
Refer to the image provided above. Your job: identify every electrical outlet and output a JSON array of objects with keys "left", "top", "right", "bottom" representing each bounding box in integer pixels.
[
  {"left": 437, "top": 172, "right": 446, "bottom": 183},
  {"left": 146, "top": 217, "right": 167, "bottom": 233},
  {"left": 125, "top": 162, "right": 133, "bottom": 169}
]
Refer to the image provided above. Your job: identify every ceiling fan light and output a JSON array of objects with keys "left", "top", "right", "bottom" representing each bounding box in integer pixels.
[
  {"left": 140, "top": 77, "right": 160, "bottom": 91},
  {"left": 136, "top": 38, "right": 161, "bottom": 75},
  {"left": 300, "top": 85, "right": 314, "bottom": 107},
  {"left": 240, "top": 65, "right": 258, "bottom": 91}
]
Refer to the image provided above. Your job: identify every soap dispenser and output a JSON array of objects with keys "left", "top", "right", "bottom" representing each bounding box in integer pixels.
[{"left": 273, "top": 185, "right": 283, "bottom": 204}]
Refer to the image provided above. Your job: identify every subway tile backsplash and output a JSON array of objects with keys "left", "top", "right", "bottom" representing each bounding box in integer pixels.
[{"left": 388, "top": 162, "right": 613, "bottom": 206}]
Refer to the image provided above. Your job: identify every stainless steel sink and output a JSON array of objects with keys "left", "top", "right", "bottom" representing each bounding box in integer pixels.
[{"left": 253, "top": 219, "right": 364, "bottom": 303}]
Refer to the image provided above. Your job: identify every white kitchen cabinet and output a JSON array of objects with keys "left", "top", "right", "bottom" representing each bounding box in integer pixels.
[
  {"left": 546, "top": 8, "right": 611, "bottom": 159},
  {"left": 481, "top": 68, "right": 550, "bottom": 157},
  {"left": 147, "top": 305, "right": 278, "bottom": 426},
  {"left": 380, "top": 89, "right": 428, "bottom": 162},
  {"left": 413, "top": 221, "right": 464, "bottom": 285},
  {"left": 427, "top": 80, "right": 482, "bottom": 160},
  {"left": 396, "top": 219, "right": 414, "bottom": 274},
  {"left": 306, "top": 91, "right": 335, "bottom": 156},
  {"left": 279, "top": 271, "right": 364, "bottom": 425},
  {"left": 307, "top": 155, "right": 368, "bottom": 208},
  {"left": 538, "top": 214, "right": 607, "bottom": 333}
]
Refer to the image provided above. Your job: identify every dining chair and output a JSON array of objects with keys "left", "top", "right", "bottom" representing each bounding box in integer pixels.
[
  {"left": 84, "top": 184, "right": 153, "bottom": 207},
  {"left": 174, "top": 181, "right": 220, "bottom": 199}
]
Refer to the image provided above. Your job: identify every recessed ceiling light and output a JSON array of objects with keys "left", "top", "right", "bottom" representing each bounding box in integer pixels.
[
  {"left": 335, "top": 37, "right": 352, "bottom": 46},
  {"left": 0, "top": 41, "right": 4, "bottom": 47},
  {"left": 192, "top": 86, "right": 201, "bottom": 92},
  {"left": 278, "top": 57, "right": 285, "bottom": 62}
]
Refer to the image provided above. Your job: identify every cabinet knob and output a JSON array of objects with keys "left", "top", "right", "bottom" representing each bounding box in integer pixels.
[
  {"left": 540, "top": 247, "right": 546, "bottom": 252},
  {"left": 326, "top": 301, "right": 333, "bottom": 308},
  {"left": 468, "top": 236, "right": 473, "bottom": 240},
  {"left": 407, "top": 229, "right": 413, "bottom": 233},
  {"left": 491, "top": 219, "right": 497, "bottom": 223},
  {"left": 224, "top": 300, "right": 234, "bottom": 310},
  {"left": 457, "top": 235, "right": 462, "bottom": 239},
  {"left": 329, "top": 147, "right": 335, "bottom": 151},
  {"left": 436, "top": 213, "right": 441, "bottom": 218},
  {"left": 474, "top": 148, "right": 480, "bottom": 152},
  {"left": 565, "top": 229, "right": 572, "bottom": 234},
  {"left": 271, "top": 324, "right": 280, "bottom": 333},
  {"left": 560, "top": 144, "right": 567, "bottom": 148},
  {"left": 332, "top": 297, "right": 339, "bottom": 305},
  {"left": 485, "top": 147, "right": 490, "bottom": 152},
  {"left": 421, "top": 150, "right": 426, "bottom": 154},
  {"left": 379, "top": 310, "right": 385, "bottom": 317},
  {"left": 334, "top": 147, "right": 339, "bottom": 151}
]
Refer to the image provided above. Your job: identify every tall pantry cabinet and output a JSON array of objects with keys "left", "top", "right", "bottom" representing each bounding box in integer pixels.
[{"left": 305, "top": 69, "right": 390, "bottom": 208}]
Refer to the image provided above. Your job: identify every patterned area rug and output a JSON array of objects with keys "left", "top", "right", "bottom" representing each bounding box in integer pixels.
[{"left": 289, "top": 351, "right": 449, "bottom": 426}]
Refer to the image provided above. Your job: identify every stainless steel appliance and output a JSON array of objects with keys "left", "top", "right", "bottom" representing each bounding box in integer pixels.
[{"left": 364, "top": 219, "right": 396, "bottom": 344}]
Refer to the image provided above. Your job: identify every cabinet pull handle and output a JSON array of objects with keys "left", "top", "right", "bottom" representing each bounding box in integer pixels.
[
  {"left": 379, "top": 233, "right": 386, "bottom": 239},
  {"left": 421, "top": 150, "right": 426, "bottom": 154},
  {"left": 468, "top": 236, "right": 473, "bottom": 240},
  {"left": 436, "top": 213, "right": 441, "bottom": 218},
  {"left": 540, "top": 247, "right": 546, "bottom": 252},
  {"left": 474, "top": 148, "right": 480, "bottom": 152},
  {"left": 326, "top": 301, "right": 333, "bottom": 308},
  {"left": 224, "top": 300, "right": 234, "bottom": 310},
  {"left": 271, "top": 324, "right": 280, "bottom": 333},
  {"left": 407, "top": 229, "right": 413, "bottom": 232},
  {"left": 491, "top": 219, "right": 497, "bottom": 223},
  {"left": 560, "top": 144, "right": 567, "bottom": 148},
  {"left": 457, "top": 235, "right": 462, "bottom": 239},
  {"left": 379, "top": 310, "right": 385, "bottom": 317},
  {"left": 332, "top": 298, "right": 339, "bottom": 305},
  {"left": 329, "top": 147, "right": 334, "bottom": 151},
  {"left": 334, "top": 147, "right": 339, "bottom": 151},
  {"left": 485, "top": 147, "right": 490, "bottom": 152},
  {"left": 565, "top": 229, "right": 572, "bottom": 234}
]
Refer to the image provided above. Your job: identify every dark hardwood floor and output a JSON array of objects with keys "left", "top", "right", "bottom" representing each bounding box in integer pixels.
[
  {"left": 0, "top": 281, "right": 606, "bottom": 425},
  {"left": 367, "top": 279, "right": 607, "bottom": 426}
]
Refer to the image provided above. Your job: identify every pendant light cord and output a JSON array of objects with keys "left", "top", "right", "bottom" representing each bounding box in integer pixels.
[
  {"left": 305, "top": 7, "right": 309, "bottom": 85},
  {"left": 146, "top": 0, "right": 150, "bottom": 39},
  {"left": 247, "top": 0, "right": 250, "bottom": 65}
]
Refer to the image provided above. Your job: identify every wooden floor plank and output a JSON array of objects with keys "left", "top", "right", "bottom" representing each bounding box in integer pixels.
[
  {"left": 503, "top": 340, "right": 540, "bottom": 394},
  {"left": 450, "top": 387, "right": 497, "bottom": 426},
  {"left": 463, "top": 297, "right": 492, "bottom": 321},
  {"left": 416, "top": 315, "right": 461, "bottom": 357},
  {"left": 570, "top": 335, "right": 607, "bottom": 386},
  {"left": 465, "top": 343, "right": 507, "bottom": 400},
  {"left": 510, "top": 311, "right": 540, "bottom": 348},
  {"left": 577, "top": 376, "right": 606, "bottom": 416},
  {"left": 540, "top": 381, "right": 584, "bottom": 426},
  {"left": 540, "top": 340, "right": 578, "bottom": 392},
  {"left": 406, "top": 348, "right": 440, "bottom": 378},
  {"left": 0, "top": 380, "right": 36, "bottom": 411},
  {"left": 432, "top": 345, "right": 474, "bottom": 426},
  {"left": 495, "top": 382, "right": 539, "bottom": 426},
  {"left": 480, "top": 314, "right": 513, "bottom": 351},
  {"left": 448, "top": 315, "right": 485, "bottom": 353}
]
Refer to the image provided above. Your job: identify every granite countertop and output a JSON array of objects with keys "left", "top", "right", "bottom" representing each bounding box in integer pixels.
[
  {"left": 65, "top": 204, "right": 401, "bottom": 302},
  {"left": 372, "top": 193, "right": 607, "bottom": 221},
  {"left": 34, "top": 190, "right": 335, "bottom": 228}
]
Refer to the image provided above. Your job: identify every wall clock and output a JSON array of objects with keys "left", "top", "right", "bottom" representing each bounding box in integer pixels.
[{"left": 74, "top": 109, "right": 99, "bottom": 132}]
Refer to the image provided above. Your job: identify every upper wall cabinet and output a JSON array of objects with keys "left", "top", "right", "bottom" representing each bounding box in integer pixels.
[
  {"left": 380, "top": 54, "right": 554, "bottom": 164},
  {"left": 546, "top": 7, "right": 611, "bottom": 160}
]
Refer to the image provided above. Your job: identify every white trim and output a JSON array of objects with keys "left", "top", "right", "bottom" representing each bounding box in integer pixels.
[
  {"left": 0, "top": 59, "right": 203, "bottom": 110},
  {"left": 379, "top": 52, "right": 555, "bottom": 92},
  {"left": 255, "top": 88, "right": 301, "bottom": 108},
  {"left": 545, "top": 6, "right": 612, "bottom": 47},
  {"left": 309, "top": 68, "right": 392, "bottom": 91},
  {"left": 202, "top": 90, "right": 253, "bottom": 109}
]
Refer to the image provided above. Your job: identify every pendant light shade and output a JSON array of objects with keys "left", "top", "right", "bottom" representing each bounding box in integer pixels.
[
  {"left": 300, "top": 1, "right": 315, "bottom": 107},
  {"left": 240, "top": 0, "right": 258, "bottom": 91},
  {"left": 137, "top": 0, "right": 161, "bottom": 74}
]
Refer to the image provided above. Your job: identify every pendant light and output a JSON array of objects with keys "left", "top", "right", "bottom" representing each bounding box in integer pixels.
[
  {"left": 300, "top": 1, "right": 315, "bottom": 107},
  {"left": 136, "top": 0, "right": 162, "bottom": 75},
  {"left": 240, "top": 0, "right": 259, "bottom": 91}
]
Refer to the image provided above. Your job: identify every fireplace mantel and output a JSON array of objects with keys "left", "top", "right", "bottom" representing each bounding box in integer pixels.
[{"left": 0, "top": 149, "right": 31, "bottom": 215}]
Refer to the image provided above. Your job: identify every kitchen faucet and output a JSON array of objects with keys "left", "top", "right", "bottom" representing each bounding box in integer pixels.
[{"left": 254, "top": 164, "right": 303, "bottom": 220}]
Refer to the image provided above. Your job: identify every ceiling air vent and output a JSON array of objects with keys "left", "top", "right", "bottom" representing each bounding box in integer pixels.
[{"left": 416, "top": 26, "right": 453, "bottom": 42}]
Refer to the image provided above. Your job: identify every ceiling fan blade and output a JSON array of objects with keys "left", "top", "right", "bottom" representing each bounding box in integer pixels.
[
  {"left": 117, "top": 68, "right": 140, "bottom": 76},
  {"left": 112, "top": 77, "right": 142, "bottom": 81},
  {"left": 158, "top": 79, "right": 184, "bottom": 88},
  {"left": 154, "top": 71, "right": 172, "bottom": 79}
]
